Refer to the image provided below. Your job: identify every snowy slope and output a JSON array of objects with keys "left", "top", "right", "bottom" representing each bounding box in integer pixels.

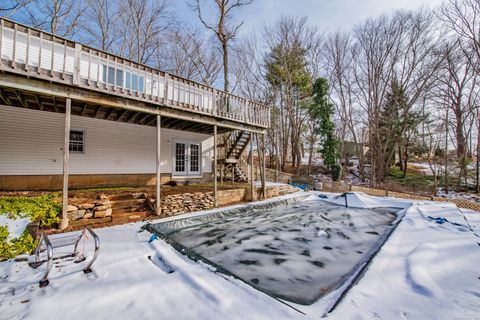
[
  {"left": 0, "top": 192, "right": 479, "bottom": 320},
  {"left": 327, "top": 202, "right": 480, "bottom": 319}
]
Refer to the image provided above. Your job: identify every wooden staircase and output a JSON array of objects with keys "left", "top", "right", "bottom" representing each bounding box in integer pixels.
[
  {"left": 220, "top": 130, "right": 251, "bottom": 182},
  {"left": 109, "top": 193, "right": 152, "bottom": 224}
]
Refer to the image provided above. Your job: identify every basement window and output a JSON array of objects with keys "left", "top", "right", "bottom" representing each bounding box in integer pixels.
[{"left": 69, "top": 130, "right": 85, "bottom": 153}]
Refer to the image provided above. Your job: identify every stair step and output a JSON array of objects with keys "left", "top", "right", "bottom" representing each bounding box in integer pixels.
[
  {"left": 112, "top": 211, "right": 152, "bottom": 222},
  {"left": 112, "top": 206, "right": 148, "bottom": 214},
  {"left": 112, "top": 210, "right": 151, "bottom": 217},
  {"left": 108, "top": 193, "right": 145, "bottom": 201},
  {"left": 69, "top": 216, "right": 112, "bottom": 228},
  {"left": 110, "top": 198, "right": 147, "bottom": 209}
]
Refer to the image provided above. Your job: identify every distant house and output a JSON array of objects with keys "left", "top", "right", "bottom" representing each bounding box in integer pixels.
[
  {"left": 0, "top": 19, "right": 269, "bottom": 196},
  {"left": 340, "top": 141, "right": 369, "bottom": 158}
]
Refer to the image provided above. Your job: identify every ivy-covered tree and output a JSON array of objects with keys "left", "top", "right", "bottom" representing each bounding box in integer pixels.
[{"left": 310, "top": 78, "right": 339, "bottom": 180}]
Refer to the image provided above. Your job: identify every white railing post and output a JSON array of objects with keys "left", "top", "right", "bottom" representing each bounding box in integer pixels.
[
  {"left": 73, "top": 43, "right": 82, "bottom": 85},
  {"left": 25, "top": 28, "right": 30, "bottom": 71},
  {"left": 12, "top": 23, "right": 16, "bottom": 69},
  {"left": 0, "top": 19, "right": 3, "bottom": 67},
  {"left": 50, "top": 35, "right": 55, "bottom": 77},
  {"left": 163, "top": 73, "right": 169, "bottom": 103},
  {"left": 212, "top": 88, "right": 217, "bottom": 116}
]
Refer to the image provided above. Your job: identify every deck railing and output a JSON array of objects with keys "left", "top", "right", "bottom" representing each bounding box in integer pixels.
[{"left": 0, "top": 18, "right": 270, "bottom": 128}]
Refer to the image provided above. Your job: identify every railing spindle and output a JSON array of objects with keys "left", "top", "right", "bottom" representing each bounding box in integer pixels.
[
  {"left": 12, "top": 23, "right": 16, "bottom": 69},
  {"left": 0, "top": 19, "right": 3, "bottom": 66},
  {"left": 25, "top": 28, "right": 30, "bottom": 71},
  {"left": 38, "top": 31, "right": 42, "bottom": 74},
  {"left": 62, "top": 40, "right": 66, "bottom": 79},
  {"left": 50, "top": 35, "right": 54, "bottom": 76},
  {"left": 87, "top": 49, "right": 91, "bottom": 85}
]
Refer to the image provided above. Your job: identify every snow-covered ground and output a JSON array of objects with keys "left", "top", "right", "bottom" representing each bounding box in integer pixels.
[
  {"left": 0, "top": 215, "right": 30, "bottom": 240},
  {"left": 1, "top": 192, "right": 479, "bottom": 319}
]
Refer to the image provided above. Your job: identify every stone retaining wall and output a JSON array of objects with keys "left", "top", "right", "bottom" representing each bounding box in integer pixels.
[
  {"left": 67, "top": 184, "right": 301, "bottom": 221},
  {"left": 67, "top": 194, "right": 113, "bottom": 221}
]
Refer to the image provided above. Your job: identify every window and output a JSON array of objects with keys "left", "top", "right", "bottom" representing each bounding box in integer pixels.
[
  {"left": 69, "top": 130, "right": 84, "bottom": 153},
  {"left": 102, "top": 65, "right": 123, "bottom": 86}
]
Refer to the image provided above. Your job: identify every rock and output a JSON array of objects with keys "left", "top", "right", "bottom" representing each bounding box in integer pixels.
[
  {"left": 67, "top": 210, "right": 85, "bottom": 220},
  {"left": 78, "top": 203, "right": 95, "bottom": 210},
  {"left": 83, "top": 211, "right": 94, "bottom": 219},
  {"left": 314, "top": 182, "right": 323, "bottom": 191},
  {"left": 95, "top": 205, "right": 111, "bottom": 211},
  {"left": 94, "top": 209, "right": 112, "bottom": 218},
  {"left": 98, "top": 193, "right": 109, "bottom": 200},
  {"left": 67, "top": 205, "right": 78, "bottom": 212},
  {"left": 95, "top": 200, "right": 111, "bottom": 205}
]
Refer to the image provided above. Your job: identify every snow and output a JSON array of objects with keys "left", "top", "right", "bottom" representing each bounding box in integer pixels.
[
  {"left": 0, "top": 215, "right": 30, "bottom": 240},
  {"left": 1, "top": 191, "right": 479, "bottom": 319}
]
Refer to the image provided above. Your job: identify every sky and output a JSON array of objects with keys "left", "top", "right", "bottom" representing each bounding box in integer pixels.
[{"left": 176, "top": 0, "right": 444, "bottom": 35}]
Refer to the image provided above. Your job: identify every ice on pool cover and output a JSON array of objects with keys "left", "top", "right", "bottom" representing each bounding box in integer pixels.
[{"left": 152, "top": 198, "right": 399, "bottom": 305}]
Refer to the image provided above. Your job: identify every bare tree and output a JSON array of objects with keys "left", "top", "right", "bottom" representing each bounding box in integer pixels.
[
  {"left": 160, "top": 28, "right": 222, "bottom": 85},
  {"left": 118, "top": 0, "right": 172, "bottom": 64},
  {"left": 191, "top": 0, "right": 253, "bottom": 92},
  {"left": 81, "top": 0, "right": 120, "bottom": 51},
  {"left": 0, "top": 0, "right": 33, "bottom": 17},
  {"left": 23, "top": 0, "right": 86, "bottom": 37},
  {"left": 434, "top": 41, "right": 478, "bottom": 187},
  {"left": 352, "top": 10, "right": 443, "bottom": 185},
  {"left": 439, "top": 0, "right": 480, "bottom": 74}
]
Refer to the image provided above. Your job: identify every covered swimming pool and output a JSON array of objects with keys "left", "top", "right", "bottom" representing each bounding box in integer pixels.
[{"left": 147, "top": 194, "right": 403, "bottom": 306}]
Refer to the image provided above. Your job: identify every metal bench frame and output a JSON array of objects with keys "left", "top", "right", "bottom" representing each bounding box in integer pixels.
[{"left": 29, "top": 227, "right": 100, "bottom": 287}]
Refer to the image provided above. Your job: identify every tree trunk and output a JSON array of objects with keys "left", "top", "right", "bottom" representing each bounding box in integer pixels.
[
  {"left": 222, "top": 41, "right": 229, "bottom": 93},
  {"left": 444, "top": 109, "right": 449, "bottom": 194},
  {"left": 476, "top": 125, "right": 480, "bottom": 193}
]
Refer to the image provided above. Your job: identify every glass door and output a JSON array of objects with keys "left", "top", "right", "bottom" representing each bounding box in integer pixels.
[
  {"left": 174, "top": 142, "right": 187, "bottom": 175},
  {"left": 174, "top": 142, "right": 201, "bottom": 176},
  {"left": 189, "top": 143, "right": 201, "bottom": 175}
]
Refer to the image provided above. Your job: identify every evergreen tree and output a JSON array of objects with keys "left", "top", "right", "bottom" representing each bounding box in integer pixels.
[{"left": 310, "top": 78, "right": 339, "bottom": 180}]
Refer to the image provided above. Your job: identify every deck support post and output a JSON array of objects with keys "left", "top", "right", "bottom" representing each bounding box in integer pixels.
[
  {"left": 262, "top": 133, "right": 266, "bottom": 199},
  {"left": 156, "top": 115, "right": 161, "bottom": 215},
  {"left": 250, "top": 133, "right": 254, "bottom": 200},
  {"left": 214, "top": 125, "right": 218, "bottom": 207},
  {"left": 60, "top": 98, "right": 71, "bottom": 230}
]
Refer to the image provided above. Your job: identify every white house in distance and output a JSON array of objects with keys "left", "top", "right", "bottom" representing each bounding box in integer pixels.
[{"left": 0, "top": 18, "right": 270, "bottom": 222}]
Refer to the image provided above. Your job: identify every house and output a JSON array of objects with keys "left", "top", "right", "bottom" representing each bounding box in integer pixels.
[{"left": 0, "top": 18, "right": 270, "bottom": 227}]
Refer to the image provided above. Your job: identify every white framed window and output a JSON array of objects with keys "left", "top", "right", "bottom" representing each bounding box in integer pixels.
[{"left": 69, "top": 129, "right": 85, "bottom": 153}]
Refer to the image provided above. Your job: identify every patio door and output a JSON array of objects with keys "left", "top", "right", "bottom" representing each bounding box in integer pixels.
[{"left": 174, "top": 141, "right": 201, "bottom": 176}]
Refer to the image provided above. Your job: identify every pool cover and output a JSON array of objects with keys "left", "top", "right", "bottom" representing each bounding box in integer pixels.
[{"left": 148, "top": 197, "right": 400, "bottom": 305}]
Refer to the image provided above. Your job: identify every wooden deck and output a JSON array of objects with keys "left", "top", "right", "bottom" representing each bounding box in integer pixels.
[{"left": 0, "top": 18, "right": 270, "bottom": 133}]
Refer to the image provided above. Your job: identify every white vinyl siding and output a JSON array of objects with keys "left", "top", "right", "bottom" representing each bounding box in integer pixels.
[{"left": 0, "top": 106, "right": 213, "bottom": 175}]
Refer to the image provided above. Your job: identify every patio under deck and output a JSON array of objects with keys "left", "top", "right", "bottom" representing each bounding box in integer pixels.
[{"left": 0, "top": 17, "right": 270, "bottom": 229}]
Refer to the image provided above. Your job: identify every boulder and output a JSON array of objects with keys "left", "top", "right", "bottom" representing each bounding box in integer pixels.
[
  {"left": 67, "top": 205, "right": 78, "bottom": 212},
  {"left": 68, "top": 210, "right": 85, "bottom": 220},
  {"left": 95, "top": 205, "right": 111, "bottom": 211},
  {"left": 314, "top": 182, "right": 323, "bottom": 191},
  {"left": 98, "top": 193, "right": 109, "bottom": 201},
  {"left": 78, "top": 203, "right": 95, "bottom": 210},
  {"left": 83, "top": 211, "right": 94, "bottom": 219},
  {"left": 94, "top": 209, "right": 112, "bottom": 218}
]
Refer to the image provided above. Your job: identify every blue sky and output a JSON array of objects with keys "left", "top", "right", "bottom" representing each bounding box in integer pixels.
[{"left": 176, "top": 0, "right": 444, "bottom": 35}]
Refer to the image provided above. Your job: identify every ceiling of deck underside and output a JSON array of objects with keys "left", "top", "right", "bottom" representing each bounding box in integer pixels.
[{"left": 0, "top": 87, "right": 231, "bottom": 135}]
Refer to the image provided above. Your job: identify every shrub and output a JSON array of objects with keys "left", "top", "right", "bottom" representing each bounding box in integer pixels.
[
  {"left": 0, "top": 194, "right": 61, "bottom": 227},
  {"left": 332, "top": 164, "right": 342, "bottom": 181},
  {"left": 0, "top": 226, "right": 36, "bottom": 261},
  {"left": 0, "top": 194, "right": 60, "bottom": 260}
]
